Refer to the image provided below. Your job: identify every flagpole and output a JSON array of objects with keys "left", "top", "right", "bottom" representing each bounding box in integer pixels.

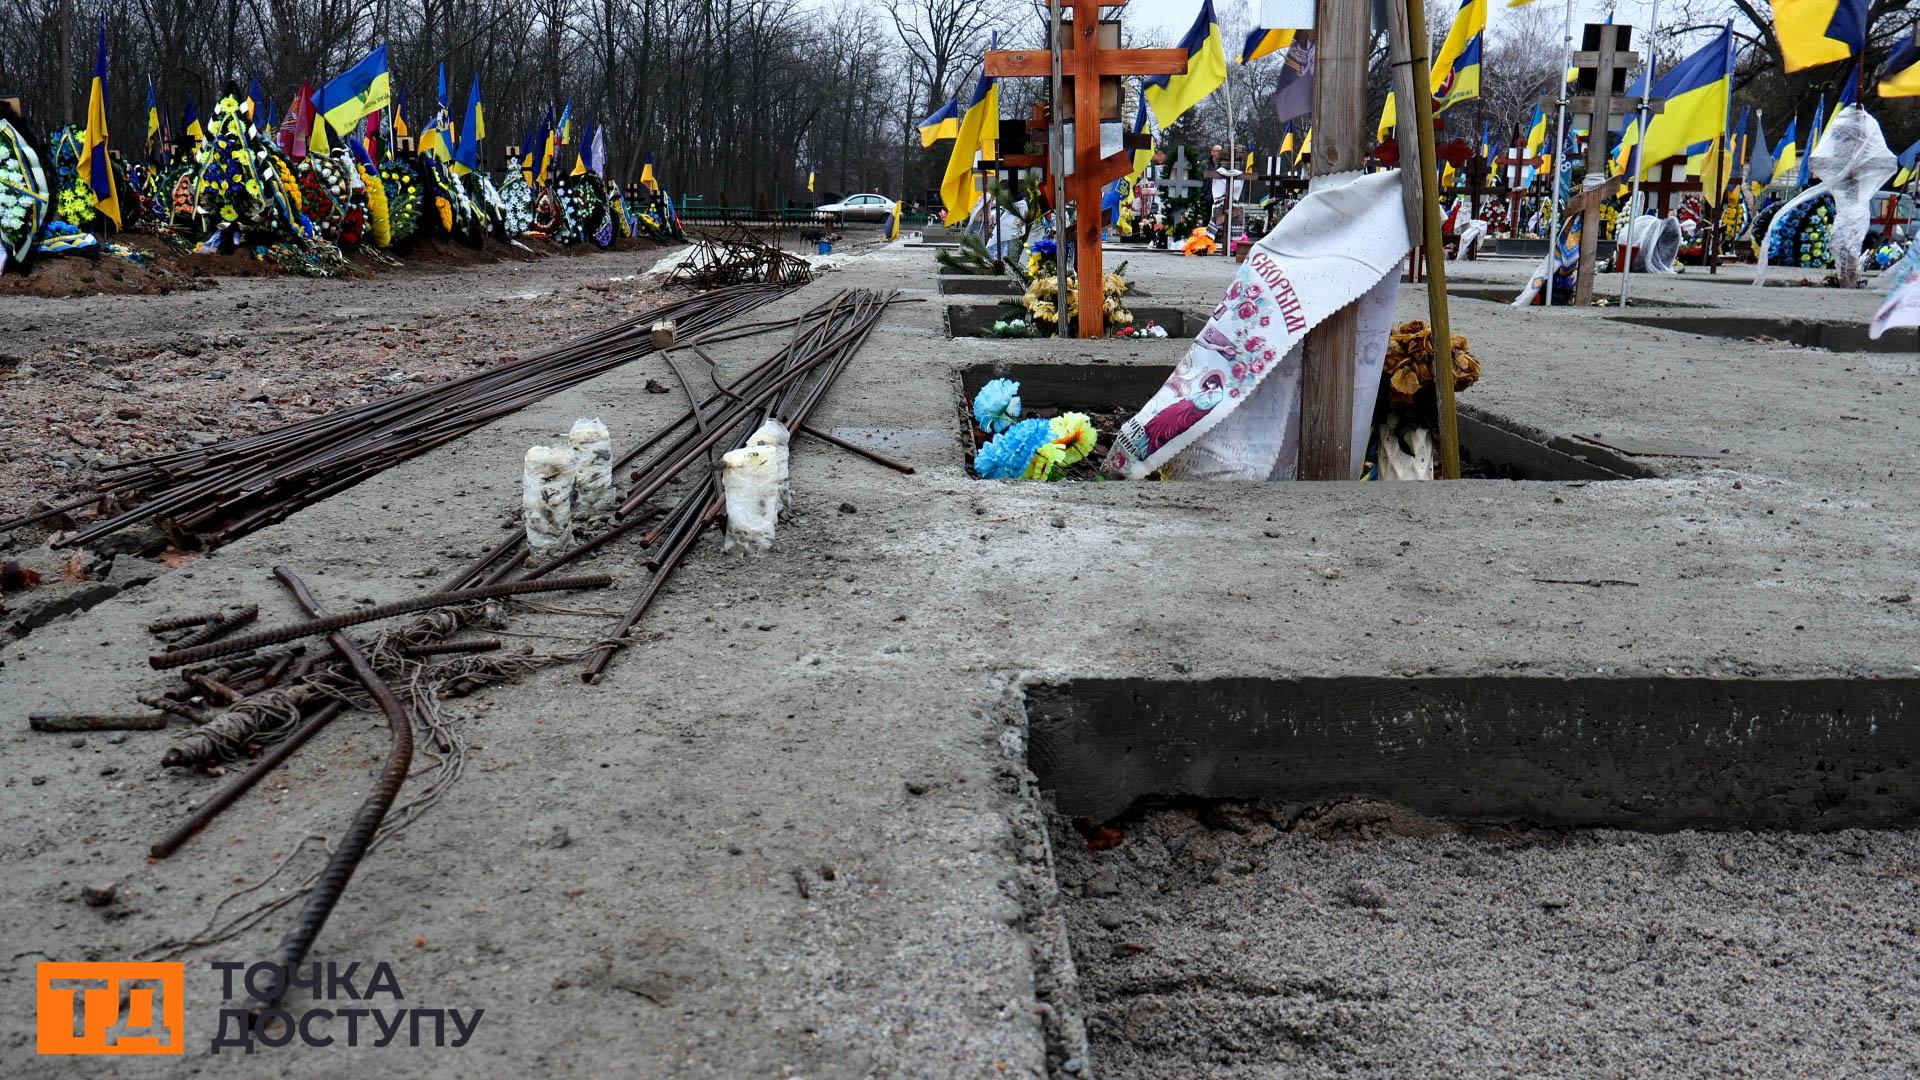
[
  {"left": 1708, "top": 34, "right": 1738, "bottom": 276},
  {"left": 1543, "top": 0, "right": 1575, "bottom": 309},
  {"left": 1223, "top": 56, "right": 1239, "bottom": 253},
  {"left": 1620, "top": 0, "right": 1662, "bottom": 309}
]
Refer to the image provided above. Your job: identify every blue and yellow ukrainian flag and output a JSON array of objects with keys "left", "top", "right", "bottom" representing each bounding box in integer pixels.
[
  {"left": 145, "top": 80, "right": 160, "bottom": 154},
  {"left": 939, "top": 70, "right": 999, "bottom": 223},
  {"left": 318, "top": 45, "right": 392, "bottom": 140},
  {"left": 1127, "top": 91, "right": 1153, "bottom": 185},
  {"left": 1770, "top": 0, "right": 1867, "bottom": 73},
  {"left": 1770, "top": 118, "right": 1800, "bottom": 186},
  {"left": 453, "top": 73, "right": 484, "bottom": 174},
  {"left": 1240, "top": 27, "right": 1293, "bottom": 64},
  {"left": 1143, "top": 1, "right": 1227, "bottom": 129},
  {"left": 918, "top": 96, "right": 963, "bottom": 147},
  {"left": 183, "top": 94, "right": 204, "bottom": 146},
  {"left": 83, "top": 18, "right": 119, "bottom": 228},
  {"left": 1890, "top": 139, "right": 1920, "bottom": 188},
  {"left": 1523, "top": 104, "right": 1547, "bottom": 158},
  {"left": 1881, "top": 29, "right": 1920, "bottom": 98},
  {"left": 640, "top": 152, "right": 659, "bottom": 192},
  {"left": 1431, "top": 0, "right": 1486, "bottom": 113},
  {"left": 1377, "top": 93, "right": 1396, "bottom": 141},
  {"left": 1800, "top": 95, "right": 1823, "bottom": 185},
  {"left": 570, "top": 119, "right": 596, "bottom": 176},
  {"left": 806, "top": 167, "right": 815, "bottom": 193},
  {"left": 1631, "top": 24, "right": 1734, "bottom": 181},
  {"left": 246, "top": 75, "right": 265, "bottom": 133}
]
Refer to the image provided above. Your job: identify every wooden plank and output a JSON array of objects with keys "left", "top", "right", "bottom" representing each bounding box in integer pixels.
[{"left": 1297, "top": 0, "right": 1369, "bottom": 479}]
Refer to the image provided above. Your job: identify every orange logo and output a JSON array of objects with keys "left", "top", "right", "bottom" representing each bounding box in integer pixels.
[{"left": 36, "top": 962, "right": 185, "bottom": 1055}]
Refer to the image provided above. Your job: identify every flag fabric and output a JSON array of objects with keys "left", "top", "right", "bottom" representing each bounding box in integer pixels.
[
  {"left": 807, "top": 168, "right": 816, "bottom": 193},
  {"left": 393, "top": 86, "right": 410, "bottom": 140},
  {"left": 887, "top": 199, "right": 903, "bottom": 240},
  {"left": 318, "top": 44, "right": 392, "bottom": 139},
  {"left": 1610, "top": 68, "right": 1655, "bottom": 175},
  {"left": 1143, "top": 0, "right": 1228, "bottom": 128},
  {"left": 1300, "top": 128, "right": 1313, "bottom": 157},
  {"left": 1524, "top": 104, "right": 1547, "bottom": 157},
  {"left": 1769, "top": 0, "right": 1868, "bottom": 73},
  {"left": 1801, "top": 95, "right": 1824, "bottom": 186},
  {"left": 640, "top": 152, "right": 658, "bottom": 192},
  {"left": 1630, "top": 25, "right": 1735, "bottom": 181},
  {"left": 453, "top": 73, "right": 484, "bottom": 174},
  {"left": 309, "top": 86, "right": 331, "bottom": 157},
  {"left": 281, "top": 81, "right": 315, "bottom": 159},
  {"left": 1771, "top": 118, "right": 1801, "bottom": 185},
  {"left": 939, "top": 70, "right": 999, "bottom": 224},
  {"left": 570, "top": 119, "right": 596, "bottom": 176},
  {"left": 1697, "top": 134, "right": 1728, "bottom": 206},
  {"left": 145, "top": 81, "right": 160, "bottom": 153},
  {"left": 1894, "top": 139, "right": 1920, "bottom": 189},
  {"left": 82, "top": 18, "right": 119, "bottom": 228},
  {"left": 184, "top": 95, "right": 204, "bottom": 146},
  {"left": 1376, "top": 93, "right": 1396, "bottom": 141},
  {"left": 1269, "top": 37, "right": 1315, "bottom": 125},
  {"left": 558, "top": 99, "right": 573, "bottom": 145},
  {"left": 1240, "top": 27, "right": 1294, "bottom": 64},
  {"left": 1748, "top": 115, "right": 1774, "bottom": 189},
  {"left": 247, "top": 75, "right": 265, "bottom": 132},
  {"left": 1128, "top": 91, "right": 1154, "bottom": 185},
  {"left": 918, "top": 96, "right": 963, "bottom": 146},
  {"left": 1431, "top": 0, "right": 1487, "bottom": 113},
  {"left": 1882, "top": 29, "right": 1920, "bottom": 98},
  {"left": 535, "top": 106, "right": 557, "bottom": 183}
]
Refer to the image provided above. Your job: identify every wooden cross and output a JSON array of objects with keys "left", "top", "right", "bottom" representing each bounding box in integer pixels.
[
  {"left": 1872, "top": 193, "right": 1912, "bottom": 237},
  {"left": 1495, "top": 144, "right": 1542, "bottom": 231},
  {"left": 1566, "top": 20, "right": 1644, "bottom": 305},
  {"left": 1639, "top": 155, "right": 1700, "bottom": 216},
  {"left": 987, "top": 0, "right": 1186, "bottom": 336}
]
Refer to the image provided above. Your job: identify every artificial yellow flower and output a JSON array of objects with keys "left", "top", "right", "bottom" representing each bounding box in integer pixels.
[{"left": 1049, "top": 412, "right": 1097, "bottom": 463}]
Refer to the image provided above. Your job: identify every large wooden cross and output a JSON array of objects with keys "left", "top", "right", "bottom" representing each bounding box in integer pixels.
[
  {"left": 986, "top": 0, "right": 1186, "bottom": 336},
  {"left": 1566, "top": 21, "right": 1646, "bottom": 305}
]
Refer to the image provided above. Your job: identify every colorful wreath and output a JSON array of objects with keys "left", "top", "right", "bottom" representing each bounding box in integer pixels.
[
  {"left": 0, "top": 119, "right": 51, "bottom": 270},
  {"left": 497, "top": 173, "right": 534, "bottom": 237},
  {"left": 360, "top": 163, "right": 391, "bottom": 246},
  {"left": 379, "top": 160, "right": 423, "bottom": 243}
]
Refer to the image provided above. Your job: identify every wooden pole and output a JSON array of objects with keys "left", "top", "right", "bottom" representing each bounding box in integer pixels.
[
  {"left": 1297, "top": 0, "right": 1369, "bottom": 481},
  {"left": 1387, "top": 9, "right": 1427, "bottom": 284},
  {"left": 1400, "top": 0, "right": 1461, "bottom": 480},
  {"left": 1048, "top": 0, "right": 1068, "bottom": 340},
  {"left": 1574, "top": 24, "right": 1621, "bottom": 307}
]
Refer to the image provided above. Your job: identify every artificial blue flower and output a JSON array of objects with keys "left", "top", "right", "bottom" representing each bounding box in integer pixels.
[
  {"left": 1031, "top": 237, "right": 1057, "bottom": 256},
  {"left": 974, "top": 417, "right": 1055, "bottom": 480},
  {"left": 972, "top": 378, "right": 1022, "bottom": 434}
]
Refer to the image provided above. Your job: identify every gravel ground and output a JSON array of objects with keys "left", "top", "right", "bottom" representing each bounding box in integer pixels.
[
  {"left": 0, "top": 244, "right": 695, "bottom": 526},
  {"left": 1052, "top": 800, "right": 1920, "bottom": 1079}
]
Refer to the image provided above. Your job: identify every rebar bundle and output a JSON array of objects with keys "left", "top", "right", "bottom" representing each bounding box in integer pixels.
[
  {"left": 2, "top": 283, "right": 797, "bottom": 551},
  {"left": 670, "top": 225, "right": 815, "bottom": 289}
]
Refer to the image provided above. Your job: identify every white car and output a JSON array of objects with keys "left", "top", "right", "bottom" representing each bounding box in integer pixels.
[{"left": 817, "top": 193, "right": 895, "bottom": 224}]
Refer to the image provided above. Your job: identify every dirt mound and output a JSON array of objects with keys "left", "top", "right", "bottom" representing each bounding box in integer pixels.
[{"left": 0, "top": 231, "right": 664, "bottom": 297}]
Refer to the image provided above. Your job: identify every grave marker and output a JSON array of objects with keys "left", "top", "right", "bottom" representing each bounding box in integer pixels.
[{"left": 987, "top": 0, "right": 1188, "bottom": 336}]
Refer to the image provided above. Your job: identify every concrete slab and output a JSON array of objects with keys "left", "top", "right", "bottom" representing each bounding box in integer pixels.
[{"left": 1, "top": 238, "right": 1916, "bottom": 1077}]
